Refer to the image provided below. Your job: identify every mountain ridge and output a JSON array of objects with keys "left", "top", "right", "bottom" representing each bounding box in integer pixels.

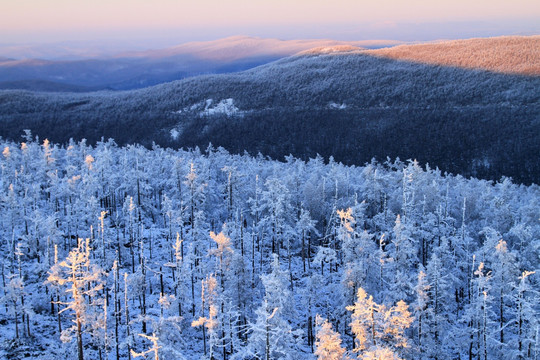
[
  {"left": 116, "top": 36, "right": 379, "bottom": 61},
  {"left": 0, "top": 36, "right": 396, "bottom": 91},
  {"left": 1, "top": 35, "right": 536, "bottom": 92},
  {"left": 366, "top": 35, "right": 540, "bottom": 75}
]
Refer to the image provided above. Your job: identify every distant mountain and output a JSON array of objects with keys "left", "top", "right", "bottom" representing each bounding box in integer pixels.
[
  {"left": 119, "top": 36, "right": 397, "bottom": 61},
  {"left": 0, "top": 56, "right": 194, "bottom": 90},
  {"left": 367, "top": 35, "right": 540, "bottom": 75},
  {"left": 0, "top": 36, "right": 399, "bottom": 91},
  {"left": 0, "top": 43, "right": 114, "bottom": 60},
  {"left": 0, "top": 79, "right": 102, "bottom": 92},
  {"left": 0, "top": 36, "right": 538, "bottom": 184}
]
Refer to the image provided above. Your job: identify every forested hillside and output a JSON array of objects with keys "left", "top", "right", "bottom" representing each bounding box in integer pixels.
[
  {"left": 368, "top": 36, "right": 540, "bottom": 76},
  {"left": 0, "top": 36, "right": 373, "bottom": 91},
  {"left": 0, "top": 137, "right": 538, "bottom": 359},
  {"left": 1, "top": 48, "right": 539, "bottom": 184}
]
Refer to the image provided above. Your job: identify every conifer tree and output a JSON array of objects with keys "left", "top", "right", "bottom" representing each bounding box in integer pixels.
[
  {"left": 347, "top": 287, "right": 413, "bottom": 359},
  {"left": 47, "top": 238, "right": 105, "bottom": 360},
  {"left": 260, "top": 177, "right": 293, "bottom": 257},
  {"left": 514, "top": 270, "right": 538, "bottom": 360},
  {"left": 1, "top": 274, "right": 25, "bottom": 340},
  {"left": 295, "top": 208, "right": 319, "bottom": 274},
  {"left": 413, "top": 267, "right": 431, "bottom": 358},
  {"left": 247, "top": 255, "right": 299, "bottom": 359},
  {"left": 314, "top": 315, "right": 346, "bottom": 360},
  {"left": 192, "top": 275, "right": 219, "bottom": 358},
  {"left": 131, "top": 333, "right": 161, "bottom": 360},
  {"left": 172, "top": 232, "right": 184, "bottom": 317}
]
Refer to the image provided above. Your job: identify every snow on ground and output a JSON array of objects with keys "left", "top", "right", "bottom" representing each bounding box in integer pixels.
[
  {"left": 199, "top": 98, "right": 241, "bottom": 117},
  {"left": 170, "top": 128, "right": 180, "bottom": 140},
  {"left": 172, "top": 98, "right": 243, "bottom": 118},
  {"left": 328, "top": 102, "right": 347, "bottom": 110}
]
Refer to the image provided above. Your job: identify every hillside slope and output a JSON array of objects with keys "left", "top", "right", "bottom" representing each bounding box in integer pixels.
[
  {"left": 367, "top": 35, "right": 540, "bottom": 75},
  {"left": 0, "top": 36, "right": 378, "bottom": 91},
  {"left": 0, "top": 42, "right": 539, "bottom": 184},
  {"left": 120, "top": 36, "right": 382, "bottom": 61}
]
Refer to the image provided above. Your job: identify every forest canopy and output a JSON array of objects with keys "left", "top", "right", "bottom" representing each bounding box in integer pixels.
[{"left": 0, "top": 136, "right": 538, "bottom": 359}]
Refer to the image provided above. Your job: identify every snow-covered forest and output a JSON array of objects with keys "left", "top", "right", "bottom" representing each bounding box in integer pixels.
[{"left": 0, "top": 134, "right": 538, "bottom": 360}]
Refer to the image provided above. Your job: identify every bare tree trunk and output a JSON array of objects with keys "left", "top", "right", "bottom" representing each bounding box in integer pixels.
[
  {"left": 57, "top": 292, "right": 62, "bottom": 334},
  {"left": 265, "top": 313, "right": 270, "bottom": 360},
  {"left": 77, "top": 313, "right": 84, "bottom": 360},
  {"left": 13, "top": 299, "right": 19, "bottom": 339},
  {"left": 124, "top": 273, "right": 132, "bottom": 360},
  {"left": 301, "top": 230, "right": 306, "bottom": 274}
]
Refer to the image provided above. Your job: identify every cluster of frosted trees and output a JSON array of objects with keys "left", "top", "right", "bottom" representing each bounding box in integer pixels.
[{"left": 0, "top": 134, "right": 538, "bottom": 360}]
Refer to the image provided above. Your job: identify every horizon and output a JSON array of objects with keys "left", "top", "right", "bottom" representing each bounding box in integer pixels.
[
  {"left": 0, "top": 27, "right": 539, "bottom": 61},
  {"left": 1, "top": 0, "right": 539, "bottom": 55}
]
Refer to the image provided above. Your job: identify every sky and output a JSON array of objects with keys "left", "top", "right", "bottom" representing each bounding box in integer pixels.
[{"left": 1, "top": 0, "right": 539, "bottom": 47}]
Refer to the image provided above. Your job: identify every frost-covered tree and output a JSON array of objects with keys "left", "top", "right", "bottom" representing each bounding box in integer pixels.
[
  {"left": 490, "top": 239, "right": 519, "bottom": 357},
  {"left": 314, "top": 315, "right": 346, "bottom": 360},
  {"left": 260, "top": 177, "right": 294, "bottom": 257},
  {"left": 47, "top": 238, "right": 105, "bottom": 360},
  {"left": 246, "top": 255, "right": 300, "bottom": 359},
  {"left": 192, "top": 275, "right": 219, "bottom": 358},
  {"left": 131, "top": 332, "right": 161, "bottom": 360},
  {"left": 460, "top": 260, "right": 494, "bottom": 360},
  {"left": 347, "top": 287, "right": 413, "bottom": 359},
  {"left": 513, "top": 271, "right": 538, "bottom": 360},
  {"left": 209, "top": 229, "right": 234, "bottom": 282},
  {"left": 296, "top": 207, "right": 320, "bottom": 274},
  {"left": 387, "top": 214, "right": 417, "bottom": 302},
  {"left": 1, "top": 274, "right": 26, "bottom": 339},
  {"left": 313, "top": 246, "right": 338, "bottom": 276},
  {"left": 413, "top": 267, "right": 431, "bottom": 359}
]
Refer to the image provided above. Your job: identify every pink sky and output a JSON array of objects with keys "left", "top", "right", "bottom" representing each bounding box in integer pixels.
[{"left": 1, "top": 0, "right": 539, "bottom": 44}]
